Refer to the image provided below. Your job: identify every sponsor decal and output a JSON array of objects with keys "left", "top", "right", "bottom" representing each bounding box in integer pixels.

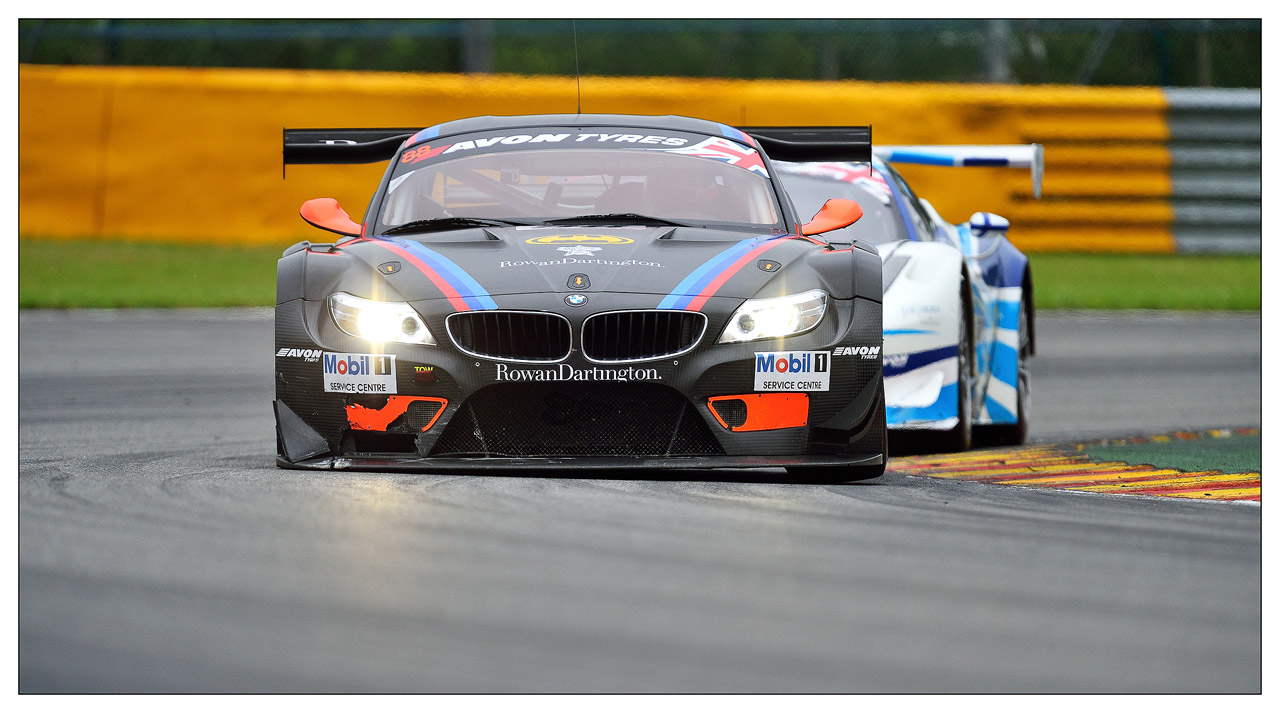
[
  {"left": 323, "top": 352, "right": 397, "bottom": 394},
  {"left": 525, "top": 234, "right": 634, "bottom": 245},
  {"left": 900, "top": 304, "right": 941, "bottom": 316},
  {"left": 567, "top": 273, "right": 591, "bottom": 289},
  {"left": 412, "top": 365, "right": 438, "bottom": 384},
  {"left": 400, "top": 143, "right": 452, "bottom": 165},
  {"left": 400, "top": 134, "right": 690, "bottom": 165},
  {"left": 558, "top": 245, "right": 603, "bottom": 257},
  {"left": 561, "top": 133, "right": 688, "bottom": 146},
  {"left": 754, "top": 351, "right": 831, "bottom": 392},
  {"left": 499, "top": 257, "right": 662, "bottom": 269},
  {"left": 495, "top": 363, "right": 660, "bottom": 382},
  {"left": 277, "top": 347, "right": 323, "bottom": 362},
  {"left": 565, "top": 294, "right": 588, "bottom": 307},
  {"left": 833, "top": 345, "right": 882, "bottom": 360},
  {"left": 660, "top": 137, "right": 769, "bottom": 177},
  {"left": 883, "top": 353, "right": 909, "bottom": 369}
]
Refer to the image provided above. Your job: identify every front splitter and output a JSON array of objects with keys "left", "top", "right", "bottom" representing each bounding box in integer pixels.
[{"left": 278, "top": 452, "right": 884, "bottom": 473}]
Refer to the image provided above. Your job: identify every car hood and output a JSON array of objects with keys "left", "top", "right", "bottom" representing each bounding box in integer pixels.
[{"left": 337, "top": 225, "right": 845, "bottom": 304}]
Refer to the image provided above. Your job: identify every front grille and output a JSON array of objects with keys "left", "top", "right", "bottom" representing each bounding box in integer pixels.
[
  {"left": 447, "top": 311, "right": 571, "bottom": 362},
  {"left": 581, "top": 310, "right": 707, "bottom": 362},
  {"left": 430, "top": 383, "right": 724, "bottom": 458}
]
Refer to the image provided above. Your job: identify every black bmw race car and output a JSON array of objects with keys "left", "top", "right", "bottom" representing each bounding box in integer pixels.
[{"left": 275, "top": 115, "right": 886, "bottom": 480}]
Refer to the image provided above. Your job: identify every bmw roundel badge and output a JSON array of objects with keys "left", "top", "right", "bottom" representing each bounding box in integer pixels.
[{"left": 565, "top": 294, "right": 588, "bottom": 307}]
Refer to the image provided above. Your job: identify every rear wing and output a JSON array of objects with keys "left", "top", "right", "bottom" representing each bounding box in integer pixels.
[
  {"left": 874, "top": 145, "right": 1044, "bottom": 199},
  {"left": 740, "top": 126, "right": 872, "bottom": 164},
  {"left": 282, "top": 124, "right": 875, "bottom": 171},
  {"left": 283, "top": 128, "right": 417, "bottom": 173}
]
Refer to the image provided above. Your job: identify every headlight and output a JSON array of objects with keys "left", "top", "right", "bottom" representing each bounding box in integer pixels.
[
  {"left": 329, "top": 292, "right": 436, "bottom": 345},
  {"left": 717, "top": 289, "right": 828, "bottom": 343}
]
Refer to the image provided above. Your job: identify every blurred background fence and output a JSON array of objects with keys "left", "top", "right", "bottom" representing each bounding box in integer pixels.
[
  {"left": 17, "top": 19, "right": 1262, "bottom": 87},
  {"left": 18, "top": 19, "right": 1260, "bottom": 254},
  {"left": 1165, "top": 89, "right": 1261, "bottom": 253}
]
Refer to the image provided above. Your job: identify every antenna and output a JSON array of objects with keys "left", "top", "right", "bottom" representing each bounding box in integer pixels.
[{"left": 572, "top": 20, "right": 581, "bottom": 114}]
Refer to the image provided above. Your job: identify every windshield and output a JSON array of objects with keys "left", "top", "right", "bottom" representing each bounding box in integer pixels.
[
  {"left": 377, "top": 130, "right": 782, "bottom": 233},
  {"left": 777, "top": 163, "right": 906, "bottom": 245}
]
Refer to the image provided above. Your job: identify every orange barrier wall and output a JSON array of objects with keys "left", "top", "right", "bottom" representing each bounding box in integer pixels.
[{"left": 19, "top": 65, "right": 1173, "bottom": 252}]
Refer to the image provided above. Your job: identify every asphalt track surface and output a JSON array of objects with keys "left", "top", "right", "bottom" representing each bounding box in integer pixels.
[{"left": 18, "top": 309, "right": 1261, "bottom": 693}]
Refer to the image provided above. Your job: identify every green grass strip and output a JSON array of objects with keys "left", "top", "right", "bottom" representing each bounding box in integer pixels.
[
  {"left": 18, "top": 239, "right": 1263, "bottom": 310},
  {"left": 20, "top": 239, "right": 284, "bottom": 308},
  {"left": 1031, "top": 252, "right": 1260, "bottom": 311}
]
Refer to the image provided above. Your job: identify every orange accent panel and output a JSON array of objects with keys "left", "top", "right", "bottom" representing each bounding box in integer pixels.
[
  {"left": 346, "top": 396, "right": 447, "bottom": 432},
  {"left": 300, "top": 197, "right": 363, "bottom": 236},
  {"left": 801, "top": 198, "right": 863, "bottom": 236},
  {"left": 708, "top": 393, "right": 809, "bottom": 432}
]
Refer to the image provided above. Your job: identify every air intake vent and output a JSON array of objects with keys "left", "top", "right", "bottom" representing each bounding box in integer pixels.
[
  {"left": 405, "top": 400, "right": 444, "bottom": 431},
  {"left": 709, "top": 399, "right": 749, "bottom": 428},
  {"left": 447, "top": 311, "right": 572, "bottom": 362},
  {"left": 429, "top": 383, "right": 724, "bottom": 458},
  {"left": 581, "top": 310, "right": 707, "bottom": 363}
]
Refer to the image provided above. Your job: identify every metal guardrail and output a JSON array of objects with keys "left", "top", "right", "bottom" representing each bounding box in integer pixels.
[{"left": 1166, "top": 88, "right": 1260, "bottom": 253}]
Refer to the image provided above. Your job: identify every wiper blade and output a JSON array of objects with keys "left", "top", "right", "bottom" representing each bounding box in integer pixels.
[
  {"left": 541, "top": 213, "right": 691, "bottom": 227},
  {"left": 381, "top": 217, "right": 532, "bottom": 236}
]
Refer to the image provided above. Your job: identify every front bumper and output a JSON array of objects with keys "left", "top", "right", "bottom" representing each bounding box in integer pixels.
[{"left": 275, "top": 294, "right": 885, "bottom": 470}]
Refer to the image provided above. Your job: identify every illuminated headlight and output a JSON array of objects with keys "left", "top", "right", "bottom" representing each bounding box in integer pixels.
[
  {"left": 329, "top": 292, "right": 436, "bottom": 345},
  {"left": 718, "top": 289, "right": 828, "bottom": 343}
]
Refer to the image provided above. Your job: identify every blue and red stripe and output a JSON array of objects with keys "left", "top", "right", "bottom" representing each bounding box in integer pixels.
[
  {"left": 657, "top": 234, "right": 794, "bottom": 311},
  {"left": 408, "top": 125, "right": 441, "bottom": 147},
  {"left": 717, "top": 124, "right": 753, "bottom": 146},
  {"left": 356, "top": 238, "right": 497, "bottom": 312}
]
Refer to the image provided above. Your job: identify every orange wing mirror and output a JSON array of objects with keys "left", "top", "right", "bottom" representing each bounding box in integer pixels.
[
  {"left": 800, "top": 199, "right": 863, "bottom": 236},
  {"left": 300, "top": 198, "right": 362, "bottom": 237}
]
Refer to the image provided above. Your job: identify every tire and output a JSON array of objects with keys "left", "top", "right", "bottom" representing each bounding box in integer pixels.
[
  {"left": 929, "top": 276, "right": 973, "bottom": 453},
  {"left": 980, "top": 291, "right": 1030, "bottom": 445}
]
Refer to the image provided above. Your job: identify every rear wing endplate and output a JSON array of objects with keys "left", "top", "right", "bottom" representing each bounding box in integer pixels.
[
  {"left": 874, "top": 144, "right": 1044, "bottom": 199},
  {"left": 741, "top": 126, "right": 872, "bottom": 164}
]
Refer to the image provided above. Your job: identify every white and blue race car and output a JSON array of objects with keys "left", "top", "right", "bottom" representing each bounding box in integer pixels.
[{"left": 776, "top": 145, "right": 1042, "bottom": 451}]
